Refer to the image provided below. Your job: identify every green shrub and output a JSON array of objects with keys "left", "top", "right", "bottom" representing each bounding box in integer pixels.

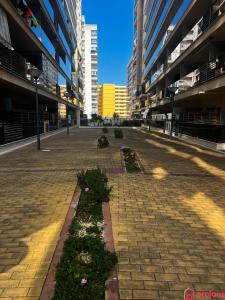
[
  {"left": 102, "top": 127, "right": 108, "bottom": 133},
  {"left": 53, "top": 169, "right": 117, "bottom": 300},
  {"left": 114, "top": 129, "right": 123, "bottom": 139},
  {"left": 98, "top": 135, "right": 109, "bottom": 148},
  {"left": 77, "top": 169, "right": 112, "bottom": 204}
]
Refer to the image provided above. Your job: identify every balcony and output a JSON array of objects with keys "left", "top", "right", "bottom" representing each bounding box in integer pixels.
[
  {"left": 172, "top": 58, "right": 225, "bottom": 96},
  {"left": 144, "top": 0, "right": 224, "bottom": 81},
  {"left": 0, "top": 39, "right": 76, "bottom": 102},
  {"left": 179, "top": 112, "right": 225, "bottom": 125}
]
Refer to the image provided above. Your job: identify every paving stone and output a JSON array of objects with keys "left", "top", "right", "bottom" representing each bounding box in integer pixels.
[
  {"left": 109, "top": 129, "right": 225, "bottom": 298},
  {"left": 1, "top": 128, "right": 225, "bottom": 299},
  {"left": 133, "top": 289, "right": 159, "bottom": 299}
]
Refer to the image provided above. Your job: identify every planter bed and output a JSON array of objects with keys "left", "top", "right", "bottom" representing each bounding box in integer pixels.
[
  {"left": 121, "top": 147, "right": 143, "bottom": 173},
  {"left": 51, "top": 169, "right": 118, "bottom": 300}
]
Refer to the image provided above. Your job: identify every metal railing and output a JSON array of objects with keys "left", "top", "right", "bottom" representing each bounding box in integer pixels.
[
  {"left": 0, "top": 40, "right": 65, "bottom": 98},
  {"left": 147, "top": 0, "right": 225, "bottom": 85},
  {"left": 179, "top": 112, "right": 225, "bottom": 125},
  {"left": 170, "top": 58, "right": 225, "bottom": 95}
]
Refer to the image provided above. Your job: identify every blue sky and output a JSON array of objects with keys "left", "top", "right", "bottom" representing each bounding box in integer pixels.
[{"left": 82, "top": 0, "right": 133, "bottom": 85}]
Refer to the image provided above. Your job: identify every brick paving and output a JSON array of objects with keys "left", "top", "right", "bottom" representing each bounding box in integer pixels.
[
  {"left": 0, "top": 128, "right": 225, "bottom": 299},
  {"left": 109, "top": 129, "right": 225, "bottom": 299}
]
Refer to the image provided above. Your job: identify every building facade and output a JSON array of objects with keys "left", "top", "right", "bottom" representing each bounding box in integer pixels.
[
  {"left": 130, "top": 0, "right": 225, "bottom": 143},
  {"left": 82, "top": 17, "right": 98, "bottom": 118},
  {"left": 98, "top": 84, "right": 129, "bottom": 118},
  {"left": 115, "top": 86, "right": 130, "bottom": 119},
  {"left": 127, "top": 0, "right": 145, "bottom": 119},
  {"left": 0, "top": 0, "right": 83, "bottom": 144}
]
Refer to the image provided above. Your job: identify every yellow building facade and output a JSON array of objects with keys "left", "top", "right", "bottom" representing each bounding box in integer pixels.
[{"left": 98, "top": 84, "right": 129, "bottom": 118}]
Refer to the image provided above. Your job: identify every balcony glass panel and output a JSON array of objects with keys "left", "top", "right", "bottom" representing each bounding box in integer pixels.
[
  {"left": 144, "top": 0, "right": 192, "bottom": 79},
  {"left": 59, "top": 55, "right": 71, "bottom": 78},
  {"left": 58, "top": 25, "right": 71, "bottom": 55},
  {"left": 32, "top": 26, "right": 55, "bottom": 58},
  {"left": 144, "top": 0, "right": 172, "bottom": 60},
  {"left": 144, "top": 0, "right": 161, "bottom": 45},
  {"left": 57, "top": 0, "right": 72, "bottom": 39},
  {"left": 43, "top": 0, "right": 54, "bottom": 22}
]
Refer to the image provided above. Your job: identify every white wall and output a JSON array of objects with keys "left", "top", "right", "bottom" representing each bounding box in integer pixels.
[{"left": 82, "top": 21, "right": 98, "bottom": 118}]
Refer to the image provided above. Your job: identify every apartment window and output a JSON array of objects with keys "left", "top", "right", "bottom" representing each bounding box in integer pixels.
[
  {"left": 91, "top": 39, "right": 97, "bottom": 44},
  {"left": 92, "top": 80, "right": 98, "bottom": 86},
  {"left": 91, "top": 30, "right": 97, "bottom": 37}
]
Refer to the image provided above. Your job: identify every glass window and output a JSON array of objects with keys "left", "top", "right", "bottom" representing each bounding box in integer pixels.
[
  {"left": 58, "top": 72, "right": 67, "bottom": 97},
  {"left": 40, "top": 55, "right": 57, "bottom": 94}
]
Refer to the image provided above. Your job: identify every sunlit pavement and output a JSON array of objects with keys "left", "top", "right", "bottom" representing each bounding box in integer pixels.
[{"left": 0, "top": 128, "right": 225, "bottom": 299}]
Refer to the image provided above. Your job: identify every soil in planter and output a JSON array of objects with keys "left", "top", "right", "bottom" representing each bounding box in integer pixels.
[
  {"left": 102, "top": 127, "right": 108, "bottom": 134},
  {"left": 98, "top": 135, "right": 109, "bottom": 148},
  {"left": 52, "top": 169, "right": 117, "bottom": 300},
  {"left": 122, "top": 147, "right": 141, "bottom": 173},
  {"left": 114, "top": 129, "right": 123, "bottom": 138}
]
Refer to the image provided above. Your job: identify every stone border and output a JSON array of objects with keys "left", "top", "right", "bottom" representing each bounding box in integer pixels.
[
  {"left": 40, "top": 185, "right": 119, "bottom": 300},
  {"left": 103, "top": 203, "right": 120, "bottom": 300},
  {"left": 40, "top": 187, "right": 81, "bottom": 300}
]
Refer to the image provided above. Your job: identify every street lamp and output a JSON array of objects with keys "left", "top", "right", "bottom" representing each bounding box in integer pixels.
[
  {"left": 27, "top": 67, "right": 42, "bottom": 150},
  {"left": 64, "top": 92, "right": 70, "bottom": 134}
]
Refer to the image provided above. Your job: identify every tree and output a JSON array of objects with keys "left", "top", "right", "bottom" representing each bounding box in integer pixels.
[
  {"left": 113, "top": 112, "right": 119, "bottom": 120},
  {"left": 98, "top": 115, "right": 103, "bottom": 123}
]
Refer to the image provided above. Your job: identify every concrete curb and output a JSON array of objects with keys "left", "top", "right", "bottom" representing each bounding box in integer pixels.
[{"left": 103, "top": 202, "right": 120, "bottom": 300}]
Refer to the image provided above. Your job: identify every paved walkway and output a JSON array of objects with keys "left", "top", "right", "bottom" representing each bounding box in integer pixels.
[{"left": 0, "top": 128, "right": 225, "bottom": 299}]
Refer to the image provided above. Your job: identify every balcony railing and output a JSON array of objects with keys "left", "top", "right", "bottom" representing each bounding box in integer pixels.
[
  {"left": 171, "top": 58, "right": 225, "bottom": 95},
  {"left": 145, "top": 0, "right": 225, "bottom": 83},
  {"left": 0, "top": 39, "right": 80, "bottom": 103},
  {"left": 179, "top": 112, "right": 225, "bottom": 125}
]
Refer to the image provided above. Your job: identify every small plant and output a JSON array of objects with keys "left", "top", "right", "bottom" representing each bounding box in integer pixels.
[
  {"left": 122, "top": 147, "right": 141, "bottom": 173},
  {"left": 98, "top": 135, "right": 109, "bottom": 148},
  {"left": 114, "top": 129, "right": 123, "bottom": 139},
  {"left": 77, "top": 169, "right": 112, "bottom": 204},
  {"left": 53, "top": 169, "right": 117, "bottom": 300},
  {"left": 102, "top": 127, "right": 108, "bottom": 134}
]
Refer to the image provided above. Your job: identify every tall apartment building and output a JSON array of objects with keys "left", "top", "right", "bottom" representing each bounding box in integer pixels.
[
  {"left": 82, "top": 17, "right": 98, "bottom": 118},
  {"left": 131, "top": 0, "right": 225, "bottom": 143},
  {"left": 0, "top": 0, "right": 83, "bottom": 144},
  {"left": 127, "top": 0, "right": 145, "bottom": 119},
  {"left": 98, "top": 84, "right": 129, "bottom": 118}
]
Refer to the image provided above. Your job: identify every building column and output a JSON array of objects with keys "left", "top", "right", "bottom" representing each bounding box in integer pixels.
[
  {"left": 0, "top": 96, "right": 12, "bottom": 112},
  {"left": 76, "top": 108, "right": 80, "bottom": 128}
]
